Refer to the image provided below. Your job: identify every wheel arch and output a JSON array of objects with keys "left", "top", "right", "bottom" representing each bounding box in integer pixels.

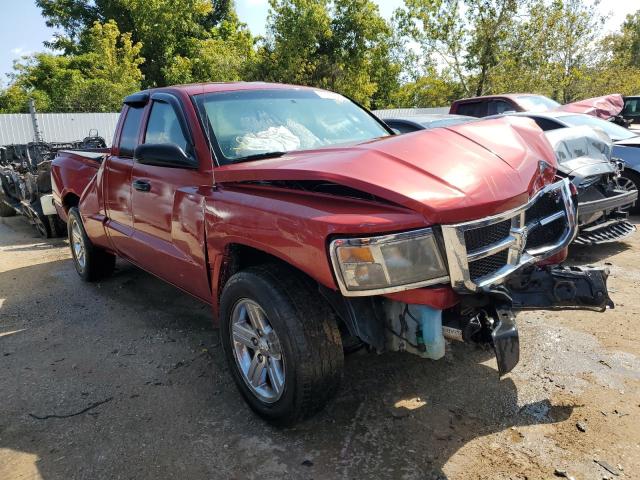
[
  {"left": 62, "top": 192, "right": 81, "bottom": 212},
  {"left": 212, "top": 242, "right": 326, "bottom": 322}
]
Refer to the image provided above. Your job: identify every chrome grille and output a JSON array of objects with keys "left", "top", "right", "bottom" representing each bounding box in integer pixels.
[
  {"left": 464, "top": 219, "right": 511, "bottom": 252},
  {"left": 524, "top": 190, "right": 565, "bottom": 225},
  {"left": 469, "top": 250, "right": 509, "bottom": 280},
  {"left": 441, "top": 179, "right": 577, "bottom": 292},
  {"left": 525, "top": 216, "right": 566, "bottom": 250}
]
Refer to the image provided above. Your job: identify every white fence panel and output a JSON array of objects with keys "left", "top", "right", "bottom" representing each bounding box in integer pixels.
[
  {"left": 373, "top": 107, "right": 450, "bottom": 118},
  {"left": 0, "top": 112, "right": 120, "bottom": 146}
]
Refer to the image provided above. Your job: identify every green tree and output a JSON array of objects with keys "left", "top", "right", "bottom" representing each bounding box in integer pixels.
[
  {"left": 253, "top": 0, "right": 401, "bottom": 108},
  {"left": 605, "top": 9, "right": 640, "bottom": 67},
  {"left": 396, "top": 0, "right": 519, "bottom": 97},
  {"left": 36, "top": 0, "right": 248, "bottom": 87},
  {"left": 0, "top": 21, "right": 143, "bottom": 113},
  {"left": 163, "top": 11, "right": 255, "bottom": 84},
  {"left": 576, "top": 10, "right": 640, "bottom": 98},
  {"left": 389, "top": 67, "right": 462, "bottom": 107}
]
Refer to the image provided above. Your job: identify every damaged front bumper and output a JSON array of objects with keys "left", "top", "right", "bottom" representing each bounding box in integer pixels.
[
  {"left": 443, "top": 264, "right": 613, "bottom": 375},
  {"left": 325, "top": 179, "right": 614, "bottom": 376},
  {"left": 575, "top": 188, "right": 637, "bottom": 245},
  {"left": 490, "top": 265, "right": 612, "bottom": 375}
]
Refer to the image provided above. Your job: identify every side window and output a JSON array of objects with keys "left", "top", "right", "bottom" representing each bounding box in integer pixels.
[
  {"left": 118, "top": 106, "right": 145, "bottom": 157},
  {"left": 456, "top": 101, "right": 486, "bottom": 117},
  {"left": 530, "top": 117, "right": 563, "bottom": 131},
  {"left": 487, "top": 100, "right": 514, "bottom": 115},
  {"left": 623, "top": 98, "right": 640, "bottom": 117},
  {"left": 144, "top": 101, "right": 188, "bottom": 152}
]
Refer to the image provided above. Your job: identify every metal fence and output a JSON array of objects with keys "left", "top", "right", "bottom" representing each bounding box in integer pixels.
[
  {"left": 0, "top": 112, "right": 120, "bottom": 146},
  {"left": 1, "top": 108, "right": 452, "bottom": 146},
  {"left": 372, "top": 107, "right": 450, "bottom": 118}
]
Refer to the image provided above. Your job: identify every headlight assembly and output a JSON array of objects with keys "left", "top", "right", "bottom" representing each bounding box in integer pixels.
[{"left": 329, "top": 228, "right": 449, "bottom": 296}]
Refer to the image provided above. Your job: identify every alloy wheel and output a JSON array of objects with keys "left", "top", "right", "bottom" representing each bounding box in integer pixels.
[
  {"left": 230, "top": 298, "right": 286, "bottom": 403},
  {"left": 71, "top": 219, "right": 86, "bottom": 271}
]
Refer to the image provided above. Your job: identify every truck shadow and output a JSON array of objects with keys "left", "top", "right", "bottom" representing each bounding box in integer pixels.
[
  {"left": 568, "top": 241, "right": 630, "bottom": 264},
  {"left": 0, "top": 258, "right": 574, "bottom": 480},
  {"left": 0, "top": 216, "right": 67, "bottom": 251}
]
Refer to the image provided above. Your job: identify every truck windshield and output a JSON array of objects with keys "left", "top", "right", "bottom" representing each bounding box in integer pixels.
[
  {"left": 194, "top": 89, "right": 390, "bottom": 164},
  {"left": 516, "top": 95, "right": 561, "bottom": 112}
]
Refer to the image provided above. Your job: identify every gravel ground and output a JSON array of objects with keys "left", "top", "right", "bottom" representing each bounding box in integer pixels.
[{"left": 1, "top": 214, "right": 639, "bottom": 480}]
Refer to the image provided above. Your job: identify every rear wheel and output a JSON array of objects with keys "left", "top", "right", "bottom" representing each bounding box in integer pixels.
[
  {"left": 67, "top": 207, "right": 115, "bottom": 281},
  {"left": 220, "top": 264, "right": 344, "bottom": 425},
  {"left": 617, "top": 170, "right": 640, "bottom": 214}
]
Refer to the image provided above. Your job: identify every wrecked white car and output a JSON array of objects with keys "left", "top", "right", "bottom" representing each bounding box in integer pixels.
[{"left": 545, "top": 126, "right": 638, "bottom": 245}]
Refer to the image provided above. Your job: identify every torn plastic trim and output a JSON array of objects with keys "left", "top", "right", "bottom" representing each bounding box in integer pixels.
[
  {"left": 454, "top": 264, "right": 613, "bottom": 375},
  {"left": 502, "top": 265, "right": 614, "bottom": 312}
]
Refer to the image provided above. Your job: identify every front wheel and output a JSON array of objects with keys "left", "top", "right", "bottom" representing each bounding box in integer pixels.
[
  {"left": 68, "top": 207, "right": 115, "bottom": 281},
  {"left": 617, "top": 170, "right": 640, "bottom": 214},
  {"left": 220, "top": 264, "right": 344, "bottom": 425}
]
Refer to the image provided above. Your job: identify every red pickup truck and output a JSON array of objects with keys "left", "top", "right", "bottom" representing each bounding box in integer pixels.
[{"left": 52, "top": 82, "right": 612, "bottom": 424}]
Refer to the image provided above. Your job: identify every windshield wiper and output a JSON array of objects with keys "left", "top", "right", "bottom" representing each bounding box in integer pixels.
[{"left": 232, "top": 151, "right": 288, "bottom": 163}]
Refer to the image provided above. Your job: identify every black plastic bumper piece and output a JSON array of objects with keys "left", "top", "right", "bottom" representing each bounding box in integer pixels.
[
  {"left": 491, "top": 307, "right": 520, "bottom": 376},
  {"left": 487, "top": 265, "right": 613, "bottom": 375},
  {"left": 504, "top": 265, "right": 614, "bottom": 312}
]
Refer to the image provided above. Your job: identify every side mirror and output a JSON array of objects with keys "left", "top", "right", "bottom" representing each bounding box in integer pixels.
[{"left": 134, "top": 143, "right": 198, "bottom": 169}]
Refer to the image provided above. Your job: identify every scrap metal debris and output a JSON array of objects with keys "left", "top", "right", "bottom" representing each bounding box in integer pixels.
[
  {"left": 28, "top": 397, "right": 113, "bottom": 420},
  {"left": 594, "top": 459, "right": 621, "bottom": 476}
]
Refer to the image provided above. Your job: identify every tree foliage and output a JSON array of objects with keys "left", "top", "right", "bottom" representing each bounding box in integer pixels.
[
  {"left": 0, "top": 21, "right": 143, "bottom": 113},
  {"left": 1, "top": 0, "right": 640, "bottom": 113},
  {"left": 35, "top": 0, "right": 245, "bottom": 87},
  {"left": 252, "top": 0, "right": 401, "bottom": 108}
]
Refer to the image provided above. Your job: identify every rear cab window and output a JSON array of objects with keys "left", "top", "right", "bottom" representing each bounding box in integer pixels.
[
  {"left": 487, "top": 100, "right": 515, "bottom": 115},
  {"left": 455, "top": 101, "right": 487, "bottom": 117}
]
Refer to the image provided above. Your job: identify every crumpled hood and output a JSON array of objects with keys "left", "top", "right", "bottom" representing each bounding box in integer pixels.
[
  {"left": 215, "top": 117, "right": 558, "bottom": 224},
  {"left": 561, "top": 157, "right": 615, "bottom": 183},
  {"left": 556, "top": 94, "right": 624, "bottom": 120},
  {"left": 544, "top": 126, "right": 615, "bottom": 184}
]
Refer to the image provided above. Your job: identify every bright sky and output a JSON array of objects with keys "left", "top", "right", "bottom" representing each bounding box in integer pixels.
[{"left": 1, "top": 0, "right": 639, "bottom": 85}]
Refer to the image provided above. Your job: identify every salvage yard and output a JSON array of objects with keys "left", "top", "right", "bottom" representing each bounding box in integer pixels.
[{"left": 1, "top": 215, "right": 639, "bottom": 480}]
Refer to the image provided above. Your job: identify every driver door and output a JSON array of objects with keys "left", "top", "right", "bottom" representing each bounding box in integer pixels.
[{"left": 128, "top": 93, "right": 211, "bottom": 301}]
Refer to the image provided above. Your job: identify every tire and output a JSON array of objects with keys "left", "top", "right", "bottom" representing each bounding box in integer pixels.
[
  {"left": 220, "top": 263, "right": 344, "bottom": 425},
  {"left": 67, "top": 207, "right": 115, "bottom": 281},
  {"left": 617, "top": 170, "right": 640, "bottom": 214},
  {"left": 0, "top": 193, "right": 15, "bottom": 217},
  {"left": 0, "top": 201, "right": 15, "bottom": 217},
  {"left": 33, "top": 211, "right": 52, "bottom": 239}
]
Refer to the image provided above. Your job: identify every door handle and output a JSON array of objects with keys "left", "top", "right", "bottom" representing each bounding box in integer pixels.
[{"left": 132, "top": 179, "right": 151, "bottom": 192}]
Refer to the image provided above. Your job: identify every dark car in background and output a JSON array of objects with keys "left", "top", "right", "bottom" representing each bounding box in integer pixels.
[{"left": 373, "top": 113, "right": 475, "bottom": 134}]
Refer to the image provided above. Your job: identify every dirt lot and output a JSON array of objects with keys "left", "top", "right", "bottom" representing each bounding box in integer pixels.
[{"left": 1, "top": 215, "right": 639, "bottom": 480}]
